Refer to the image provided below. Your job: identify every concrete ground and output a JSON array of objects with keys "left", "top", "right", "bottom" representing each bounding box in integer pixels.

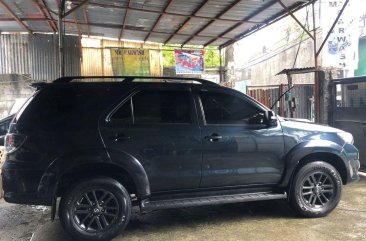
[
  {"left": 1, "top": 176, "right": 366, "bottom": 241},
  {"left": 0, "top": 201, "right": 49, "bottom": 241}
]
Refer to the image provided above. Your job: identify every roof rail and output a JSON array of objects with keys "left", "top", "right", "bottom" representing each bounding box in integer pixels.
[{"left": 53, "top": 76, "right": 218, "bottom": 85}]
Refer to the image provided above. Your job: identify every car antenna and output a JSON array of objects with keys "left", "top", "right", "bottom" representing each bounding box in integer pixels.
[{"left": 270, "top": 85, "right": 295, "bottom": 110}]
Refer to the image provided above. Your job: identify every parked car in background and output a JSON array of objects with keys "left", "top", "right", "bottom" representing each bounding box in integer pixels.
[{"left": 1, "top": 76, "right": 360, "bottom": 241}]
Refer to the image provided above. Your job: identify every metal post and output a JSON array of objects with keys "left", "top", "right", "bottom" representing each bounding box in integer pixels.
[
  {"left": 328, "top": 72, "right": 336, "bottom": 126},
  {"left": 286, "top": 74, "right": 294, "bottom": 118},
  {"left": 58, "top": 0, "right": 66, "bottom": 77},
  {"left": 219, "top": 48, "right": 223, "bottom": 83},
  {"left": 312, "top": 1, "right": 320, "bottom": 122},
  {"left": 279, "top": 84, "right": 284, "bottom": 116},
  {"left": 277, "top": 0, "right": 314, "bottom": 40}
]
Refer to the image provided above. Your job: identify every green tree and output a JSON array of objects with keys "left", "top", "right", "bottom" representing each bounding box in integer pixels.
[{"left": 204, "top": 47, "right": 221, "bottom": 68}]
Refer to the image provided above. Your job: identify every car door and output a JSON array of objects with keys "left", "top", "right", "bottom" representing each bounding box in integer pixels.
[
  {"left": 100, "top": 85, "right": 202, "bottom": 192},
  {"left": 196, "top": 87, "right": 285, "bottom": 188}
]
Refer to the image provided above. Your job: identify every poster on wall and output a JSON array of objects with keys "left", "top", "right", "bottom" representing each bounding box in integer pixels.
[
  {"left": 174, "top": 50, "right": 204, "bottom": 74},
  {"left": 110, "top": 48, "right": 150, "bottom": 76},
  {"left": 320, "top": 0, "right": 361, "bottom": 71}
]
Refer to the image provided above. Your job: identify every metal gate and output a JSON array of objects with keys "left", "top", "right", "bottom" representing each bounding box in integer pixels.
[
  {"left": 331, "top": 76, "right": 366, "bottom": 170},
  {"left": 247, "top": 84, "right": 314, "bottom": 120}
]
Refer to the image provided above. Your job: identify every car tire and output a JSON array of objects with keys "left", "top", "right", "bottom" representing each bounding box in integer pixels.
[
  {"left": 290, "top": 161, "right": 342, "bottom": 218},
  {"left": 59, "top": 177, "right": 131, "bottom": 241}
]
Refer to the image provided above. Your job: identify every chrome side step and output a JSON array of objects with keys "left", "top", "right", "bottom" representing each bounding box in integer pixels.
[{"left": 140, "top": 192, "right": 287, "bottom": 211}]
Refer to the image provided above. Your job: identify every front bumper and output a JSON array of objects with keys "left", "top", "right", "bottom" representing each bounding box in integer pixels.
[{"left": 343, "top": 143, "right": 360, "bottom": 183}]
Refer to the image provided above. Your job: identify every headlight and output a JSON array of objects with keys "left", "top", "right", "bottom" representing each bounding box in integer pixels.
[{"left": 337, "top": 132, "right": 354, "bottom": 144}]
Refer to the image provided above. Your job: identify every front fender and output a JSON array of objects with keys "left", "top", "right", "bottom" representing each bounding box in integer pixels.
[
  {"left": 37, "top": 148, "right": 150, "bottom": 201},
  {"left": 279, "top": 140, "right": 345, "bottom": 187}
]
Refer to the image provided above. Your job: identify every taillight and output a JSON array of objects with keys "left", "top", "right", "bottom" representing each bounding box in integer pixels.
[{"left": 4, "top": 133, "right": 27, "bottom": 153}]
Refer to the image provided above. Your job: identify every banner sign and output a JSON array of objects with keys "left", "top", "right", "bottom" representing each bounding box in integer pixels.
[
  {"left": 320, "top": 0, "right": 360, "bottom": 71},
  {"left": 174, "top": 50, "right": 204, "bottom": 74},
  {"left": 110, "top": 48, "right": 150, "bottom": 76}
]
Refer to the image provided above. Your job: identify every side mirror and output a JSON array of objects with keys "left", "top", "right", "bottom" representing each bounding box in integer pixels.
[
  {"left": 248, "top": 113, "right": 265, "bottom": 125},
  {"left": 265, "top": 110, "right": 277, "bottom": 127}
]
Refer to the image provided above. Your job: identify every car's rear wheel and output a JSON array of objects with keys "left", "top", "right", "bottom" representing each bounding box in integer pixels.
[
  {"left": 59, "top": 177, "right": 131, "bottom": 241},
  {"left": 290, "top": 161, "right": 342, "bottom": 217}
]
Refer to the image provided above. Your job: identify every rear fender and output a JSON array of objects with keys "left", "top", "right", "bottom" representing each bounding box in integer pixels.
[{"left": 37, "top": 148, "right": 150, "bottom": 202}]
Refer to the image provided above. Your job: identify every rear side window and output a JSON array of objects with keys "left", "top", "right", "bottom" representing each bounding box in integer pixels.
[
  {"left": 17, "top": 86, "right": 78, "bottom": 128},
  {"left": 200, "top": 91, "right": 261, "bottom": 125},
  {"left": 111, "top": 90, "right": 192, "bottom": 124},
  {"left": 133, "top": 90, "right": 192, "bottom": 124}
]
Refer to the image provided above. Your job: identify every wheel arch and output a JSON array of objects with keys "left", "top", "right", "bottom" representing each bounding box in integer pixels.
[
  {"left": 291, "top": 152, "right": 348, "bottom": 185},
  {"left": 56, "top": 163, "right": 139, "bottom": 198},
  {"left": 283, "top": 151, "right": 347, "bottom": 203},
  {"left": 38, "top": 149, "right": 151, "bottom": 204},
  {"left": 280, "top": 140, "right": 348, "bottom": 189}
]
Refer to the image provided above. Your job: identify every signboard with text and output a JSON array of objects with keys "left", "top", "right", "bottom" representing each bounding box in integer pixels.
[
  {"left": 110, "top": 48, "right": 150, "bottom": 76},
  {"left": 321, "top": 0, "right": 360, "bottom": 71}
]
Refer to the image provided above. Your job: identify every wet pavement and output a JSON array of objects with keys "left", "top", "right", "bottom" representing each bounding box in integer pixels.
[
  {"left": 1, "top": 176, "right": 366, "bottom": 241},
  {"left": 0, "top": 201, "right": 48, "bottom": 241}
]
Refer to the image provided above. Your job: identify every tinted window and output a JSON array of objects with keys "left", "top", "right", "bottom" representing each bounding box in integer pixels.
[
  {"left": 111, "top": 99, "right": 132, "bottom": 124},
  {"left": 132, "top": 90, "right": 191, "bottom": 124},
  {"left": 200, "top": 91, "right": 261, "bottom": 125},
  {"left": 18, "top": 86, "right": 77, "bottom": 124}
]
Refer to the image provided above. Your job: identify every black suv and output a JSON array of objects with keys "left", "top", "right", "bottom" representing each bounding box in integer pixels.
[{"left": 2, "top": 76, "right": 360, "bottom": 241}]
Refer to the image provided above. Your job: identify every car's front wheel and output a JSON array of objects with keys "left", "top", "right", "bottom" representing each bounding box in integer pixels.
[
  {"left": 290, "top": 161, "right": 342, "bottom": 217},
  {"left": 59, "top": 177, "right": 131, "bottom": 241}
]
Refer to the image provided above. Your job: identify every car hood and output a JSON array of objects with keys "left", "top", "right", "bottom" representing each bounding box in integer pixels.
[
  {"left": 279, "top": 118, "right": 348, "bottom": 150},
  {"left": 282, "top": 117, "right": 312, "bottom": 123},
  {"left": 280, "top": 118, "right": 343, "bottom": 133}
]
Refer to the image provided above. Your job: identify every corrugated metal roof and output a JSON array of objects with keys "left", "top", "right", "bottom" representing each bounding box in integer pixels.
[
  {"left": 276, "top": 67, "right": 319, "bottom": 75},
  {"left": 0, "top": 0, "right": 310, "bottom": 48},
  {"left": 154, "top": 14, "right": 186, "bottom": 33},
  {"left": 177, "top": 18, "right": 211, "bottom": 35}
]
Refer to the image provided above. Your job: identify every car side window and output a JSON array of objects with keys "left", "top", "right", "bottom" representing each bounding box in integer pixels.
[
  {"left": 111, "top": 99, "right": 133, "bottom": 124},
  {"left": 200, "top": 91, "right": 263, "bottom": 125},
  {"left": 111, "top": 91, "right": 192, "bottom": 124},
  {"left": 132, "top": 90, "right": 192, "bottom": 124}
]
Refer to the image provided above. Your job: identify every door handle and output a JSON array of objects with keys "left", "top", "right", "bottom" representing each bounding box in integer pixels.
[
  {"left": 205, "top": 133, "right": 223, "bottom": 142},
  {"left": 111, "top": 133, "right": 131, "bottom": 142}
]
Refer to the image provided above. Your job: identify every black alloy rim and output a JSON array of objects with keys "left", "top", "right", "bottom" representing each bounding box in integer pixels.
[
  {"left": 300, "top": 171, "right": 335, "bottom": 208},
  {"left": 72, "top": 189, "right": 120, "bottom": 232}
]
